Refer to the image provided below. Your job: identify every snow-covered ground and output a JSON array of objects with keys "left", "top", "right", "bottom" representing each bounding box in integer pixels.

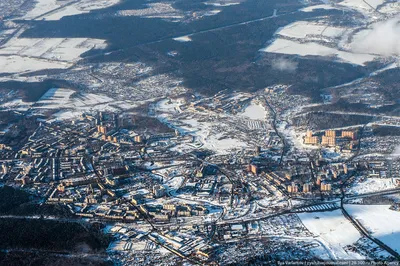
[
  {"left": 179, "top": 114, "right": 249, "bottom": 153},
  {"left": 277, "top": 21, "right": 346, "bottom": 39},
  {"left": 0, "top": 87, "right": 142, "bottom": 120},
  {"left": 165, "top": 176, "right": 185, "bottom": 190},
  {"left": 347, "top": 177, "right": 396, "bottom": 195},
  {"left": 379, "top": 2, "right": 400, "bottom": 15},
  {"left": 298, "top": 210, "right": 364, "bottom": 260},
  {"left": 202, "top": 132, "right": 248, "bottom": 152},
  {"left": 0, "top": 37, "right": 107, "bottom": 74},
  {"left": 0, "top": 55, "right": 71, "bottom": 74},
  {"left": 36, "top": 88, "right": 76, "bottom": 108},
  {"left": 338, "top": 0, "right": 385, "bottom": 11},
  {"left": 21, "top": 0, "right": 121, "bottom": 20},
  {"left": 35, "top": 88, "right": 122, "bottom": 119},
  {"left": 117, "top": 3, "right": 184, "bottom": 19},
  {"left": 302, "top": 0, "right": 387, "bottom": 14},
  {"left": 301, "top": 4, "right": 339, "bottom": 12},
  {"left": 154, "top": 98, "right": 254, "bottom": 154},
  {"left": 21, "top": 0, "right": 63, "bottom": 19},
  {"left": 239, "top": 103, "right": 267, "bottom": 120},
  {"left": 264, "top": 0, "right": 400, "bottom": 66},
  {"left": 261, "top": 38, "right": 376, "bottom": 66},
  {"left": 0, "top": 36, "right": 107, "bottom": 77},
  {"left": 345, "top": 204, "right": 400, "bottom": 253},
  {"left": 0, "top": 0, "right": 118, "bottom": 76}
]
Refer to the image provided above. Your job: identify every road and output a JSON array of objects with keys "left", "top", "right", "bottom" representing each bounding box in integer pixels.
[{"left": 262, "top": 96, "right": 288, "bottom": 166}]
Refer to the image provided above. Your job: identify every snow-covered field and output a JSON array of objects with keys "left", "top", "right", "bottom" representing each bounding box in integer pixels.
[
  {"left": 379, "top": 2, "right": 400, "bottom": 14},
  {"left": 202, "top": 132, "right": 248, "bottom": 152},
  {"left": 32, "top": 88, "right": 125, "bottom": 119},
  {"left": 347, "top": 177, "right": 396, "bottom": 194},
  {"left": 264, "top": 0, "right": 400, "bottom": 66},
  {"left": 338, "top": 0, "right": 385, "bottom": 11},
  {"left": 0, "top": 87, "right": 142, "bottom": 120},
  {"left": 301, "top": 4, "right": 339, "bottom": 12},
  {"left": 262, "top": 37, "right": 376, "bottom": 66},
  {"left": 35, "top": 88, "right": 116, "bottom": 109},
  {"left": 0, "top": 0, "right": 117, "bottom": 76},
  {"left": 155, "top": 98, "right": 253, "bottom": 154},
  {"left": 0, "top": 55, "right": 71, "bottom": 74},
  {"left": 36, "top": 88, "right": 76, "bottom": 108},
  {"left": 179, "top": 114, "right": 249, "bottom": 153},
  {"left": 298, "top": 210, "right": 364, "bottom": 260},
  {"left": 303, "top": 0, "right": 387, "bottom": 14},
  {"left": 0, "top": 36, "right": 107, "bottom": 75},
  {"left": 21, "top": 0, "right": 63, "bottom": 19},
  {"left": 277, "top": 21, "right": 346, "bottom": 39},
  {"left": 239, "top": 103, "right": 267, "bottom": 120},
  {"left": 345, "top": 204, "right": 400, "bottom": 253},
  {"left": 0, "top": 37, "right": 106, "bottom": 63},
  {"left": 22, "top": 0, "right": 121, "bottom": 20}
]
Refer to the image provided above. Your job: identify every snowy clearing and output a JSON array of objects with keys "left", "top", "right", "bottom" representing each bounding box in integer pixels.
[
  {"left": 0, "top": 36, "right": 107, "bottom": 74},
  {"left": 239, "top": 103, "right": 267, "bottom": 120},
  {"left": 298, "top": 210, "right": 364, "bottom": 260},
  {"left": 261, "top": 38, "right": 376, "bottom": 66},
  {"left": 33, "top": 88, "right": 133, "bottom": 119},
  {"left": 0, "top": 37, "right": 107, "bottom": 62},
  {"left": 22, "top": 0, "right": 62, "bottom": 19},
  {"left": 277, "top": 21, "right": 346, "bottom": 39},
  {"left": 0, "top": 55, "right": 71, "bottom": 74},
  {"left": 345, "top": 204, "right": 400, "bottom": 253},
  {"left": 347, "top": 177, "right": 396, "bottom": 195},
  {"left": 338, "top": 0, "right": 385, "bottom": 11},
  {"left": 22, "top": 0, "right": 121, "bottom": 20},
  {"left": 301, "top": 4, "right": 339, "bottom": 12},
  {"left": 0, "top": 87, "right": 141, "bottom": 120},
  {"left": 155, "top": 98, "right": 251, "bottom": 154},
  {"left": 202, "top": 133, "right": 248, "bottom": 152}
]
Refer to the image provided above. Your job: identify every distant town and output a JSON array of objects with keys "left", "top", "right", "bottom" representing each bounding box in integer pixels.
[{"left": 1, "top": 84, "right": 400, "bottom": 264}]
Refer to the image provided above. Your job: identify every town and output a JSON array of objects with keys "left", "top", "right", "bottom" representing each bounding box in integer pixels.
[{"left": 1, "top": 85, "right": 400, "bottom": 264}]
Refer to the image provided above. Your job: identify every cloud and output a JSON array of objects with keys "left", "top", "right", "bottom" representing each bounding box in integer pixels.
[
  {"left": 351, "top": 17, "right": 400, "bottom": 56},
  {"left": 271, "top": 58, "right": 298, "bottom": 72}
]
